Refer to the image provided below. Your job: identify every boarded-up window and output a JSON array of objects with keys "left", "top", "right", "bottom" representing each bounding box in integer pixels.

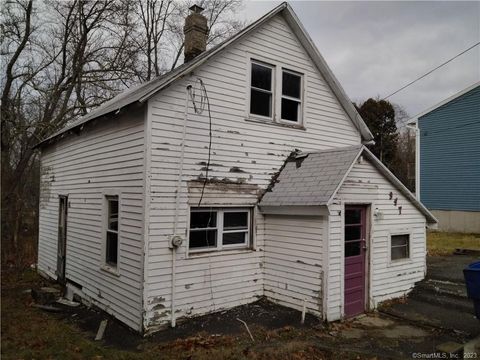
[{"left": 391, "top": 234, "right": 410, "bottom": 260}]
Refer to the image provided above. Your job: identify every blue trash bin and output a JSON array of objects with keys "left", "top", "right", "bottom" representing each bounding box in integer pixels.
[{"left": 463, "top": 261, "right": 480, "bottom": 319}]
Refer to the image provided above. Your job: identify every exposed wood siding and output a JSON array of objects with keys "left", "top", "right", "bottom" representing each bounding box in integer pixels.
[
  {"left": 263, "top": 215, "right": 324, "bottom": 316},
  {"left": 38, "top": 108, "right": 145, "bottom": 331},
  {"left": 327, "top": 158, "right": 426, "bottom": 320},
  {"left": 144, "top": 14, "right": 362, "bottom": 331}
]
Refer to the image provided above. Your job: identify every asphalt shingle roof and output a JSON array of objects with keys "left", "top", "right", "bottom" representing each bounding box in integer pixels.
[{"left": 261, "top": 145, "right": 362, "bottom": 206}]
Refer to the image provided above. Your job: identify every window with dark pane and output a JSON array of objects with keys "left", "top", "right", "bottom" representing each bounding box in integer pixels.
[
  {"left": 106, "top": 231, "right": 118, "bottom": 265},
  {"left": 282, "top": 71, "right": 301, "bottom": 98},
  {"left": 190, "top": 210, "right": 217, "bottom": 229},
  {"left": 189, "top": 210, "right": 218, "bottom": 250},
  {"left": 281, "top": 69, "right": 302, "bottom": 123},
  {"left": 391, "top": 234, "right": 410, "bottom": 260},
  {"left": 189, "top": 229, "right": 217, "bottom": 249},
  {"left": 345, "top": 241, "right": 361, "bottom": 257},
  {"left": 224, "top": 212, "right": 248, "bottom": 229},
  {"left": 250, "top": 89, "right": 271, "bottom": 117},
  {"left": 250, "top": 62, "right": 273, "bottom": 118},
  {"left": 281, "top": 98, "right": 299, "bottom": 122},
  {"left": 251, "top": 63, "right": 272, "bottom": 91},
  {"left": 223, "top": 232, "right": 246, "bottom": 245},
  {"left": 222, "top": 211, "right": 248, "bottom": 246},
  {"left": 189, "top": 208, "right": 251, "bottom": 251},
  {"left": 105, "top": 196, "right": 119, "bottom": 266},
  {"left": 345, "top": 225, "right": 361, "bottom": 241},
  {"left": 345, "top": 209, "right": 361, "bottom": 225}
]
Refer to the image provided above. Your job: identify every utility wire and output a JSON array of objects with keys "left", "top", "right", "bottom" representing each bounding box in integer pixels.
[{"left": 383, "top": 42, "right": 480, "bottom": 100}]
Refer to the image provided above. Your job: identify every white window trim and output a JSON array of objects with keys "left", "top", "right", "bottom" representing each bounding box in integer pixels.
[
  {"left": 246, "top": 54, "right": 306, "bottom": 127},
  {"left": 188, "top": 207, "right": 252, "bottom": 254},
  {"left": 248, "top": 59, "right": 275, "bottom": 121},
  {"left": 388, "top": 229, "right": 413, "bottom": 266},
  {"left": 279, "top": 68, "right": 304, "bottom": 124},
  {"left": 101, "top": 189, "right": 121, "bottom": 276}
]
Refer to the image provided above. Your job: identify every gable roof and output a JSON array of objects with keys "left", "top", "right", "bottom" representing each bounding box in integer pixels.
[
  {"left": 260, "top": 145, "right": 437, "bottom": 224},
  {"left": 407, "top": 81, "right": 480, "bottom": 126},
  {"left": 35, "top": 2, "right": 373, "bottom": 148}
]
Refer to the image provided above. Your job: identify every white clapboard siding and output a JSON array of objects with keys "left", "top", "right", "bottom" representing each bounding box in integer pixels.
[
  {"left": 38, "top": 108, "right": 145, "bottom": 331},
  {"left": 326, "top": 158, "right": 426, "bottom": 320},
  {"left": 264, "top": 215, "right": 324, "bottom": 315},
  {"left": 144, "top": 14, "right": 363, "bottom": 330}
]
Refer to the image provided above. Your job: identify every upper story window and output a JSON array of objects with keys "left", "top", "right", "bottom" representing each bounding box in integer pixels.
[
  {"left": 250, "top": 61, "right": 274, "bottom": 118},
  {"left": 248, "top": 59, "right": 304, "bottom": 126},
  {"left": 281, "top": 69, "right": 303, "bottom": 123},
  {"left": 189, "top": 207, "right": 251, "bottom": 253},
  {"left": 105, "top": 195, "right": 119, "bottom": 268}
]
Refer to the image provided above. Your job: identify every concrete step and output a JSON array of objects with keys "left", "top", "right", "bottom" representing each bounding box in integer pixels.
[
  {"left": 415, "top": 279, "right": 468, "bottom": 299},
  {"left": 380, "top": 298, "right": 480, "bottom": 338},
  {"left": 410, "top": 287, "right": 474, "bottom": 314},
  {"left": 410, "top": 279, "right": 473, "bottom": 314}
]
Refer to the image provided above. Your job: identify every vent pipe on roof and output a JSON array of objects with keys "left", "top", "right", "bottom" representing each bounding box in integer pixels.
[{"left": 184, "top": 5, "right": 209, "bottom": 63}]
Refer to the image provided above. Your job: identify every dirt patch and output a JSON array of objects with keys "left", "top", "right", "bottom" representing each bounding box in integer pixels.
[{"left": 2, "top": 269, "right": 473, "bottom": 360}]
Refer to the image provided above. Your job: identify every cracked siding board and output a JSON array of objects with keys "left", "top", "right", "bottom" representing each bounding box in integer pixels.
[
  {"left": 38, "top": 109, "right": 146, "bottom": 331},
  {"left": 326, "top": 158, "right": 426, "bottom": 319},
  {"left": 264, "top": 215, "right": 324, "bottom": 316},
  {"left": 144, "top": 14, "right": 362, "bottom": 330}
]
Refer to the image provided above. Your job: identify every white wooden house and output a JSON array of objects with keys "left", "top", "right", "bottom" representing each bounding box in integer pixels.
[{"left": 36, "top": 2, "right": 437, "bottom": 334}]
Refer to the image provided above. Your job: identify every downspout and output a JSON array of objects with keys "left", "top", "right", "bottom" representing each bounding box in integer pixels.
[{"left": 170, "top": 85, "right": 190, "bottom": 328}]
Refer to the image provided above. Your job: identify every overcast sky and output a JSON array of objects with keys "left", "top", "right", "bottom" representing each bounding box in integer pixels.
[{"left": 240, "top": 1, "right": 479, "bottom": 120}]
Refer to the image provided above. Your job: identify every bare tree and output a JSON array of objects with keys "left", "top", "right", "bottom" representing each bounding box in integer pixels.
[
  {"left": 390, "top": 105, "right": 416, "bottom": 191},
  {"left": 169, "top": 0, "right": 245, "bottom": 70},
  {"left": 1, "top": 0, "right": 136, "bottom": 265},
  {"left": 1, "top": 0, "right": 245, "bottom": 266}
]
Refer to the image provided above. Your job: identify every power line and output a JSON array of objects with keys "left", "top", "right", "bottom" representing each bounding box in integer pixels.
[{"left": 383, "top": 42, "right": 480, "bottom": 100}]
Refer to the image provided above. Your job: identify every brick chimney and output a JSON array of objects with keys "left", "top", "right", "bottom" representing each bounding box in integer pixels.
[{"left": 184, "top": 5, "right": 209, "bottom": 63}]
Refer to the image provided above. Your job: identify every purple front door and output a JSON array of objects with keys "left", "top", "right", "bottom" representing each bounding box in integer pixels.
[{"left": 344, "top": 206, "right": 367, "bottom": 317}]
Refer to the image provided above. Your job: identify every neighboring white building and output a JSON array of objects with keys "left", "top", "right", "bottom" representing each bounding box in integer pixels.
[{"left": 36, "top": 2, "right": 437, "bottom": 334}]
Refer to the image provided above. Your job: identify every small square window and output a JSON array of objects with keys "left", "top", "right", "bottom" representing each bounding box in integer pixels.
[
  {"left": 105, "top": 195, "right": 119, "bottom": 267},
  {"left": 391, "top": 234, "right": 410, "bottom": 261}
]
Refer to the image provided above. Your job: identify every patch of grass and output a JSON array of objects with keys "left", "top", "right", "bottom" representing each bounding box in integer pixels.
[{"left": 427, "top": 231, "right": 480, "bottom": 256}]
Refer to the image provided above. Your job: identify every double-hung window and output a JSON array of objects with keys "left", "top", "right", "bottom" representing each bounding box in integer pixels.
[
  {"left": 250, "top": 61, "right": 274, "bottom": 118},
  {"left": 391, "top": 234, "right": 410, "bottom": 261},
  {"left": 105, "top": 195, "right": 119, "bottom": 267},
  {"left": 249, "top": 60, "right": 304, "bottom": 125},
  {"left": 189, "top": 208, "right": 251, "bottom": 252},
  {"left": 281, "top": 69, "right": 303, "bottom": 123}
]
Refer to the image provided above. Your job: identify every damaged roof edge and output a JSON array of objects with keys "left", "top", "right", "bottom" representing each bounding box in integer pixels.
[{"left": 35, "top": 2, "right": 373, "bottom": 149}]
